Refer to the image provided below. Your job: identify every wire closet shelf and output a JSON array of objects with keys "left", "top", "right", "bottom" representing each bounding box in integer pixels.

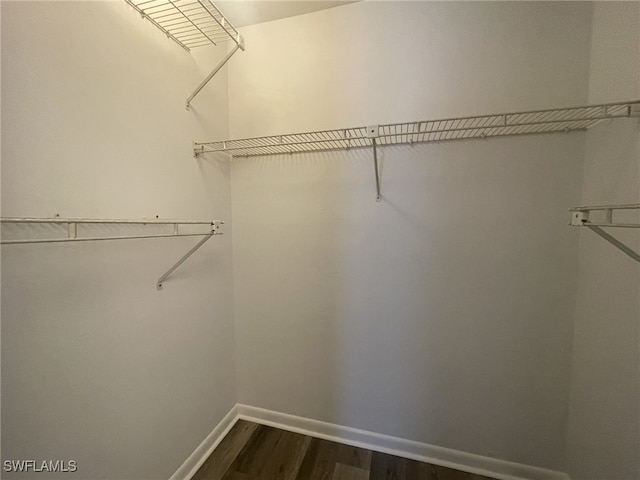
[
  {"left": 0, "top": 217, "right": 225, "bottom": 290},
  {"left": 0, "top": 217, "right": 222, "bottom": 244},
  {"left": 124, "top": 0, "right": 242, "bottom": 51},
  {"left": 194, "top": 100, "right": 640, "bottom": 157}
]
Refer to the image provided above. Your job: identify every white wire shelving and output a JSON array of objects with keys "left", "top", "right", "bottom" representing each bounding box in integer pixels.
[
  {"left": 124, "top": 0, "right": 242, "bottom": 51},
  {"left": 195, "top": 100, "right": 640, "bottom": 201},
  {"left": 0, "top": 217, "right": 224, "bottom": 290},
  {"left": 124, "top": 0, "right": 244, "bottom": 108},
  {"left": 569, "top": 204, "right": 640, "bottom": 263},
  {"left": 196, "top": 101, "right": 640, "bottom": 157}
]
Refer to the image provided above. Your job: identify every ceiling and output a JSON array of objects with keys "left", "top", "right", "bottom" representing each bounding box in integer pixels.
[{"left": 216, "top": 1, "right": 358, "bottom": 28}]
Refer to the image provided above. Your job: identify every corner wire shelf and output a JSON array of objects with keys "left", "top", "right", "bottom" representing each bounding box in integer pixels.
[
  {"left": 194, "top": 100, "right": 640, "bottom": 201},
  {"left": 569, "top": 205, "right": 640, "bottom": 263},
  {"left": 124, "top": 0, "right": 245, "bottom": 108},
  {"left": 0, "top": 217, "right": 225, "bottom": 290}
]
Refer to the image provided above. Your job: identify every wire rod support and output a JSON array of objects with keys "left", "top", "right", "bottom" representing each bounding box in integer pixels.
[
  {"left": 585, "top": 225, "right": 640, "bottom": 263},
  {"left": 367, "top": 125, "right": 382, "bottom": 202},
  {"left": 186, "top": 41, "right": 243, "bottom": 109},
  {"left": 157, "top": 233, "right": 214, "bottom": 290},
  {"left": 372, "top": 138, "right": 381, "bottom": 202}
]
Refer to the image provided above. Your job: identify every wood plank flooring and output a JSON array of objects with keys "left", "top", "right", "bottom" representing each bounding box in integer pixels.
[{"left": 191, "top": 420, "right": 497, "bottom": 480}]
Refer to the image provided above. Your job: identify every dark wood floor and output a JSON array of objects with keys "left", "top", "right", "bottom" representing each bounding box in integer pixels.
[{"left": 191, "top": 420, "right": 497, "bottom": 480}]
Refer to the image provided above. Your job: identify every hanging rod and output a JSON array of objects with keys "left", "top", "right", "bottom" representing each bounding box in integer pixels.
[
  {"left": 1, "top": 217, "right": 224, "bottom": 289},
  {"left": 194, "top": 100, "right": 640, "bottom": 201},
  {"left": 569, "top": 204, "right": 640, "bottom": 263}
]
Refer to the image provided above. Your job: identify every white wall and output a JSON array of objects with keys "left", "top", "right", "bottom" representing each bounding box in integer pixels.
[
  {"left": 229, "top": 1, "right": 591, "bottom": 472},
  {"left": 566, "top": 3, "right": 640, "bottom": 479},
  {"left": 1, "top": 2, "right": 235, "bottom": 479},
  {"left": 3, "top": 2, "right": 636, "bottom": 479},
  {"left": 228, "top": 1, "right": 592, "bottom": 138}
]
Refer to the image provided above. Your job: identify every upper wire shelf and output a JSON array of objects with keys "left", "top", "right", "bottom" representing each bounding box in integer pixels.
[
  {"left": 195, "top": 100, "right": 640, "bottom": 157},
  {"left": 124, "top": 0, "right": 243, "bottom": 51}
]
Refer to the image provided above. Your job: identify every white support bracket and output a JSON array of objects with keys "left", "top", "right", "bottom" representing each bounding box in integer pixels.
[
  {"left": 186, "top": 39, "right": 244, "bottom": 110},
  {"left": 570, "top": 210, "right": 589, "bottom": 226},
  {"left": 585, "top": 225, "right": 640, "bottom": 263},
  {"left": 193, "top": 142, "right": 205, "bottom": 157},
  {"left": 367, "top": 125, "right": 382, "bottom": 202},
  {"left": 157, "top": 221, "right": 224, "bottom": 290},
  {"left": 569, "top": 205, "right": 640, "bottom": 263}
]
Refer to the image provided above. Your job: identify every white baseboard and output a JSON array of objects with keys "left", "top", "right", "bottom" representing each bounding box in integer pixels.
[
  {"left": 236, "top": 404, "right": 570, "bottom": 480},
  {"left": 169, "top": 405, "right": 239, "bottom": 480},
  {"left": 170, "top": 403, "right": 569, "bottom": 480}
]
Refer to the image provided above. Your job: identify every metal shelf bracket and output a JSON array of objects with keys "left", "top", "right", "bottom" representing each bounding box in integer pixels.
[
  {"left": 367, "top": 125, "right": 382, "bottom": 202},
  {"left": 157, "top": 221, "right": 223, "bottom": 290},
  {"left": 186, "top": 39, "right": 244, "bottom": 109},
  {"left": 570, "top": 205, "right": 640, "bottom": 263},
  {"left": 193, "top": 142, "right": 205, "bottom": 157}
]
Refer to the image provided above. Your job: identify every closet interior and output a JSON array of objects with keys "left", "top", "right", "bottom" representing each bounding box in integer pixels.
[{"left": 1, "top": 1, "right": 638, "bottom": 480}]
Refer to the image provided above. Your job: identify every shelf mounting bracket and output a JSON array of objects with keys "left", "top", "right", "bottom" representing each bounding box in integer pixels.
[
  {"left": 157, "top": 222, "right": 223, "bottom": 290},
  {"left": 570, "top": 207, "right": 640, "bottom": 263},
  {"left": 367, "top": 125, "right": 382, "bottom": 202},
  {"left": 586, "top": 224, "right": 640, "bottom": 263},
  {"left": 186, "top": 39, "right": 244, "bottom": 110}
]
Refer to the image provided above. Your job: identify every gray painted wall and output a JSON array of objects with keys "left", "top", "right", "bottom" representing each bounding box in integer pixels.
[
  {"left": 566, "top": 3, "right": 640, "bottom": 479},
  {"left": 228, "top": 1, "right": 592, "bottom": 472},
  {"left": 2, "top": 2, "right": 638, "bottom": 478},
  {"left": 1, "top": 2, "right": 236, "bottom": 479}
]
